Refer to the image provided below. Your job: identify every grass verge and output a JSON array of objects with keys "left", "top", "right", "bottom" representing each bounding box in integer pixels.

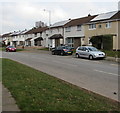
[
  {"left": 37, "top": 47, "right": 49, "bottom": 51},
  {"left": 0, "top": 58, "right": 1, "bottom": 82},
  {"left": 2, "top": 58, "right": 120, "bottom": 111}
]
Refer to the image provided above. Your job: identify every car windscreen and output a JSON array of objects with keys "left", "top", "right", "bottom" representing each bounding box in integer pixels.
[
  {"left": 8, "top": 46, "right": 15, "bottom": 48},
  {"left": 88, "top": 47, "right": 98, "bottom": 51},
  {"left": 64, "top": 46, "right": 73, "bottom": 50}
]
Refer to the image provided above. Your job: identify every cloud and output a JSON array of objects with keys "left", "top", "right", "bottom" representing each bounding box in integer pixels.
[
  {"left": 0, "top": 1, "right": 119, "bottom": 34},
  {"left": 0, "top": 0, "right": 120, "bottom": 2}
]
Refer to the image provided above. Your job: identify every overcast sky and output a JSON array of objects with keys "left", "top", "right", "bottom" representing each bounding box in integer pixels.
[{"left": 0, "top": 0, "right": 119, "bottom": 34}]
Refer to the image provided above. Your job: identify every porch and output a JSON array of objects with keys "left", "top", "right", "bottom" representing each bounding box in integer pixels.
[{"left": 49, "top": 34, "right": 63, "bottom": 48}]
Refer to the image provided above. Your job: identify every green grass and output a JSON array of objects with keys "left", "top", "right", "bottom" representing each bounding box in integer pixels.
[
  {"left": 0, "top": 59, "right": 2, "bottom": 81},
  {"left": 0, "top": 47, "right": 5, "bottom": 51},
  {"left": 2, "top": 58, "right": 120, "bottom": 111},
  {"left": 38, "top": 47, "right": 49, "bottom": 51},
  {"left": 16, "top": 48, "right": 25, "bottom": 52}
]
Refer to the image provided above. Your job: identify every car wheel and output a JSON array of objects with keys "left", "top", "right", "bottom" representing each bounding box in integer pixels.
[
  {"left": 60, "top": 52, "right": 64, "bottom": 56},
  {"left": 89, "top": 55, "right": 93, "bottom": 60},
  {"left": 52, "top": 51, "right": 55, "bottom": 55},
  {"left": 76, "top": 53, "right": 80, "bottom": 58}
]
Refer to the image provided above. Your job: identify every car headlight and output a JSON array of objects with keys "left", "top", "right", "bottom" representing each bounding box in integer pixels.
[{"left": 94, "top": 54, "right": 98, "bottom": 56}]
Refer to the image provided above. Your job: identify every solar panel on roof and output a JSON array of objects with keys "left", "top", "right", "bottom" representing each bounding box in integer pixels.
[
  {"left": 50, "top": 20, "right": 70, "bottom": 27},
  {"left": 91, "top": 11, "right": 117, "bottom": 21}
]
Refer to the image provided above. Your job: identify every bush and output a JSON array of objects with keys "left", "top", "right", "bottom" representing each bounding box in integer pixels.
[{"left": 90, "top": 35, "right": 113, "bottom": 50}]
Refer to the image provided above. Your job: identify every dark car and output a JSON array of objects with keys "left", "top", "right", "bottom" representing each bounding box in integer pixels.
[
  {"left": 6, "top": 46, "right": 16, "bottom": 52},
  {"left": 51, "top": 46, "right": 74, "bottom": 55}
]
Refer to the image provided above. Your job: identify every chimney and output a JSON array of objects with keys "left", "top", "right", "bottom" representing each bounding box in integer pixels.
[{"left": 88, "top": 14, "right": 91, "bottom": 16}]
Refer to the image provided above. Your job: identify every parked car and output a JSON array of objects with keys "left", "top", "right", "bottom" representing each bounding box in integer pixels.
[
  {"left": 76, "top": 46, "right": 105, "bottom": 60},
  {"left": 51, "top": 46, "right": 74, "bottom": 55},
  {"left": 6, "top": 46, "right": 16, "bottom": 52}
]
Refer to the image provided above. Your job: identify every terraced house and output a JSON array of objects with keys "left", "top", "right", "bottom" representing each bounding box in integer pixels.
[
  {"left": 48, "top": 20, "right": 70, "bottom": 48},
  {"left": 84, "top": 10, "right": 120, "bottom": 50},
  {"left": 1, "top": 10, "right": 119, "bottom": 50},
  {"left": 2, "top": 33, "right": 12, "bottom": 46},
  {"left": 64, "top": 15, "right": 97, "bottom": 49},
  {"left": 25, "top": 27, "right": 48, "bottom": 46}
]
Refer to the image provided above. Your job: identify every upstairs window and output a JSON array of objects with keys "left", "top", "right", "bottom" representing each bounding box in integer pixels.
[
  {"left": 57, "top": 28, "right": 60, "bottom": 32},
  {"left": 34, "top": 33, "right": 37, "bottom": 37},
  {"left": 77, "top": 25, "right": 82, "bottom": 31},
  {"left": 65, "top": 26, "right": 71, "bottom": 32},
  {"left": 50, "top": 29, "right": 52, "bottom": 33},
  {"left": 106, "top": 22, "right": 111, "bottom": 28},
  {"left": 89, "top": 24, "right": 96, "bottom": 30}
]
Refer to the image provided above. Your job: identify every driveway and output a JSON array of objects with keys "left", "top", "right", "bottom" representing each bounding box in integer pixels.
[{"left": 2, "top": 51, "right": 120, "bottom": 102}]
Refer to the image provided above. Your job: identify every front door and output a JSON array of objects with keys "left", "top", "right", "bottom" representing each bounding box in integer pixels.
[
  {"left": 74, "top": 38, "right": 81, "bottom": 49},
  {"left": 55, "top": 39, "right": 60, "bottom": 47}
]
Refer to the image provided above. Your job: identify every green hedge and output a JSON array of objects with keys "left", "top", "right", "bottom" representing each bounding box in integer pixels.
[{"left": 90, "top": 35, "right": 113, "bottom": 50}]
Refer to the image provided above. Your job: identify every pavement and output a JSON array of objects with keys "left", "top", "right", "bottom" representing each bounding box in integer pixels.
[
  {"left": 0, "top": 82, "right": 20, "bottom": 112},
  {"left": 105, "top": 56, "right": 120, "bottom": 63}
]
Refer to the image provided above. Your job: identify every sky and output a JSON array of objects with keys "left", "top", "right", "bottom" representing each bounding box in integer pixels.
[{"left": 0, "top": 0, "right": 120, "bottom": 34}]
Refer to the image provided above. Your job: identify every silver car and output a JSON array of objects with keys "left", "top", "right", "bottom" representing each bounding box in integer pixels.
[{"left": 76, "top": 46, "right": 105, "bottom": 60}]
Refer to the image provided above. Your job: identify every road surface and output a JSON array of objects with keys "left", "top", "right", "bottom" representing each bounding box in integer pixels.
[{"left": 2, "top": 51, "right": 120, "bottom": 102}]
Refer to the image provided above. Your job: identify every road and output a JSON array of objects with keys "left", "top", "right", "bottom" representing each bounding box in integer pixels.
[{"left": 2, "top": 51, "right": 120, "bottom": 102}]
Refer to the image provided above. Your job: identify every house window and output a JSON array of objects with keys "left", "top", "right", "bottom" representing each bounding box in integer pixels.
[
  {"left": 34, "top": 33, "right": 37, "bottom": 37},
  {"left": 67, "top": 38, "right": 73, "bottom": 47},
  {"left": 89, "top": 24, "right": 96, "bottom": 30},
  {"left": 98, "top": 24, "right": 102, "bottom": 28},
  {"left": 57, "top": 28, "right": 60, "bottom": 32},
  {"left": 106, "top": 22, "right": 111, "bottom": 28},
  {"left": 50, "top": 29, "right": 52, "bottom": 33},
  {"left": 77, "top": 25, "right": 82, "bottom": 31},
  {"left": 65, "top": 26, "right": 71, "bottom": 32},
  {"left": 67, "top": 38, "right": 73, "bottom": 43}
]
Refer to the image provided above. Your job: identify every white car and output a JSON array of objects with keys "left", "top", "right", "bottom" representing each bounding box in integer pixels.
[{"left": 76, "top": 46, "right": 105, "bottom": 60}]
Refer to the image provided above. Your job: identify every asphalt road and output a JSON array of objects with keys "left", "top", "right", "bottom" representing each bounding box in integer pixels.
[{"left": 2, "top": 51, "right": 120, "bottom": 102}]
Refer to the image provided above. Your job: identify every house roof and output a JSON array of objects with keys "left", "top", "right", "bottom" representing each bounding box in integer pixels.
[
  {"left": 90, "top": 11, "right": 120, "bottom": 22},
  {"left": 34, "top": 37, "right": 43, "bottom": 41},
  {"left": 25, "top": 27, "right": 48, "bottom": 34},
  {"left": 50, "top": 20, "right": 70, "bottom": 28},
  {"left": 25, "top": 38, "right": 32, "bottom": 41},
  {"left": 64, "top": 15, "right": 97, "bottom": 27},
  {"left": 110, "top": 10, "right": 120, "bottom": 20},
  {"left": 2, "top": 33, "right": 11, "bottom": 38},
  {"left": 11, "top": 31, "right": 22, "bottom": 36}
]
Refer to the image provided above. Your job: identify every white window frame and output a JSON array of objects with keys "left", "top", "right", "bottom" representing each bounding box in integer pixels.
[
  {"left": 65, "top": 26, "right": 71, "bottom": 32},
  {"left": 67, "top": 38, "right": 74, "bottom": 47},
  {"left": 106, "top": 22, "right": 111, "bottom": 28},
  {"left": 89, "top": 24, "right": 96, "bottom": 30},
  {"left": 77, "top": 25, "right": 82, "bottom": 31}
]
